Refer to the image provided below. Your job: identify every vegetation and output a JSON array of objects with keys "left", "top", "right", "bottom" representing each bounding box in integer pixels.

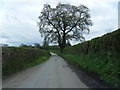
[
  {"left": 38, "top": 3, "right": 92, "bottom": 53},
  {"left": 42, "top": 45, "right": 60, "bottom": 51},
  {"left": 2, "top": 47, "right": 50, "bottom": 78},
  {"left": 55, "top": 29, "right": 120, "bottom": 88},
  {"left": 42, "top": 41, "right": 71, "bottom": 51}
]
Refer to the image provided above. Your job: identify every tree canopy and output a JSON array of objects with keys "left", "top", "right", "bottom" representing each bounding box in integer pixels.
[{"left": 38, "top": 3, "right": 92, "bottom": 52}]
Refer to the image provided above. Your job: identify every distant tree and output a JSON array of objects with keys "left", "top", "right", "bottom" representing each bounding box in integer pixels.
[
  {"left": 38, "top": 3, "right": 92, "bottom": 53},
  {"left": 20, "top": 44, "right": 29, "bottom": 48},
  {"left": 1, "top": 44, "right": 9, "bottom": 47},
  {"left": 28, "top": 45, "right": 34, "bottom": 48},
  {"left": 66, "top": 40, "right": 71, "bottom": 46},
  {"left": 34, "top": 43, "right": 41, "bottom": 49}
]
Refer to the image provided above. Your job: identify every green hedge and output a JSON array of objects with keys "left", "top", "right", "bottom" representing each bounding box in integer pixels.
[
  {"left": 2, "top": 47, "right": 50, "bottom": 77},
  {"left": 58, "top": 29, "right": 120, "bottom": 87},
  {"left": 64, "top": 29, "right": 120, "bottom": 54}
]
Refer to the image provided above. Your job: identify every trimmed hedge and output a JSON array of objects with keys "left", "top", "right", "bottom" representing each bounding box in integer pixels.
[
  {"left": 64, "top": 29, "right": 120, "bottom": 54},
  {"left": 2, "top": 47, "right": 50, "bottom": 76},
  {"left": 59, "top": 29, "right": 120, "bottom": 87}
]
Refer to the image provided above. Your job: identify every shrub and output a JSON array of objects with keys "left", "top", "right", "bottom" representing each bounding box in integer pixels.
[{"left": 2, "top": 47, "right": 50, "bottom": 77}]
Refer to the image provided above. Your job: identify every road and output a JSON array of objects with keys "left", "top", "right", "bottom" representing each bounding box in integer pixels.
[{"left": 3, "top": 53, "right": 105, "bottom": 88}]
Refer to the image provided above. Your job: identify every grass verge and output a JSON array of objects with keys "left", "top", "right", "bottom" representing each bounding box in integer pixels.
[
  {"left": 55, "top": 51, "right": 120, "bottom": 88},
  {"left": 26, "top": 55, "right": 50, "bottom": 67}
]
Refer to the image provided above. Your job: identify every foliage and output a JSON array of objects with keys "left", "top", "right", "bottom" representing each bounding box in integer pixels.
[
  {"left": 2, "top": 47, "right": 50, "bottom": 77},
  {"left": 59, "top": 53, "right": 120, "bottom": 88},
  {"left": 64, "top": 29, "right": 120, "bottom": 54},
  {"left": 42, "top": 45, "right": 60, "bottom": 50},
  {"left": 19, "top": 44, "right": 34, "bottom": 48},
  {"left": 34, "top": 43, "right": 42, "bottom": 49},
  {"left": 0, "top": 44, "right": 9, "bottom": 47},
  {"left": 38, "top": 3, "right": 92, "bottom": 52},
  {"left": 55, "top": 29, "right": 120, "bottom": 87}
]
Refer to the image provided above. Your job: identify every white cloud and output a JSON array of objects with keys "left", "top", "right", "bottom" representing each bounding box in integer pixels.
[{"left": 0, "top": 0, "right": 119, "bottom": 46}]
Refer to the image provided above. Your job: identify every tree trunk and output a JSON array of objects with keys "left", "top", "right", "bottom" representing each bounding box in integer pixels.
[
  {"left": 60, "top": 45, "right": 65, "bottom": 53},
  {"left": 60, "top": 47, "right": 64, "bottom": 53},
  {"left": 58, "top": 33, "right": 66, "bottom": 53}
]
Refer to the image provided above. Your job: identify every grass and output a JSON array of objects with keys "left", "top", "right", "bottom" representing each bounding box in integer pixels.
[
  {"left": 55, "top": 51, "right": 120, "bottom": 88},
  {"left": 26, "top": 55, "right": 50, "bottom": 67},
  {"left": 50, "top": 29, "right": 120, "bottom": 88}
]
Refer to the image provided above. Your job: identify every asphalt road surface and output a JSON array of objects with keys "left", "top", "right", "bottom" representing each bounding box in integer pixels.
[{"left": 3, "top": 52, "right": 105, "bottom": 88}]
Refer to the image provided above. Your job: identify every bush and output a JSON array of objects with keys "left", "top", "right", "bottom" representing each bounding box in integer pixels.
[
  {"left": 2, "top": 47, "right": 50, "bottom": 77},
  {"left": 59, "top": 53, "right": 120, "bottom": 87},
  {"left": 56, "top": 29, "right": 120, "bottom": 87}
]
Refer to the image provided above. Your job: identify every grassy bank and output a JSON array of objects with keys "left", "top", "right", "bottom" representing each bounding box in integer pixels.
[
  {"left": 54, "top": 29, "right": 120, "bottom": 88},
  {"left": 2, "top": 47, "right": 50, "bottom": 78},
  {"left": 57, "top": 52, "right": 120, "bottom": 88}
]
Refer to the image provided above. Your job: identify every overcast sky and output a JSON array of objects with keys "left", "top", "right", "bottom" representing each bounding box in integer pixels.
[{"left": 0, "top": 0, "right": 119, "bottom": 46}]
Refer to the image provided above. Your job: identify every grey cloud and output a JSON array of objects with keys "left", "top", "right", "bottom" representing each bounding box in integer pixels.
[{"left": 0, "top": 1, "right": 119, "bottom": 46}]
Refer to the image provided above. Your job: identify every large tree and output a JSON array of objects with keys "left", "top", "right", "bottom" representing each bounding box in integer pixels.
[{"left": 38, "top": 3, "right": 92, "bottom": 53}]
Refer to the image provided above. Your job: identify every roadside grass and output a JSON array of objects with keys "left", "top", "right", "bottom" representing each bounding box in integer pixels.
[
  {"left": 26, "top": 55, "right": 50, "bottom": 67},
  {"left": 50, "top": 29, "right": 120, "bottom": 88},
  {"left": 55, "top": 51, "right": 120, "bottom": 88}
]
